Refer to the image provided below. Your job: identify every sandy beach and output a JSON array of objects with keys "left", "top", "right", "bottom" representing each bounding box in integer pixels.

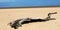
[{"left": 0, "top": 7, "right": 60, "bottom": 30}]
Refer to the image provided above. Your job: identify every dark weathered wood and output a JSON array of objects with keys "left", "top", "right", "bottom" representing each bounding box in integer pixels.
[{"left": 8, "top": 12, "right": 57, "bottom": 29}]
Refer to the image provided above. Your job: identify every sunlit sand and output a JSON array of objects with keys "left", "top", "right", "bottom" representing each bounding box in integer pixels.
[{"left": 0, "top": 7, "right": 60, "bottom": 30}]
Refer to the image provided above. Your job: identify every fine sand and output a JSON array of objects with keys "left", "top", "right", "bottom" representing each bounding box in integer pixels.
[{"left": 0, "top": 7, "right": 60, "bottom": 30}]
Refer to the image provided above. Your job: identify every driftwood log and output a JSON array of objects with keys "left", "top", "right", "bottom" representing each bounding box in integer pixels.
[{"left": 8, "top": 12, "right": 57, "bottom": 29}]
